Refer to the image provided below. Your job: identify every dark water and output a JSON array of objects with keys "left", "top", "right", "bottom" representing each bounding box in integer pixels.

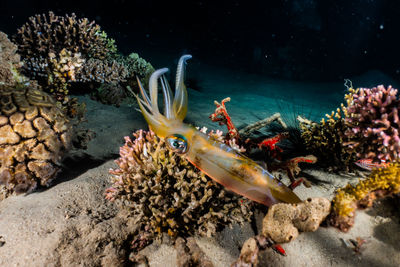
[{"left": 1, "top": 0, "right": 400, "bottom": 84}]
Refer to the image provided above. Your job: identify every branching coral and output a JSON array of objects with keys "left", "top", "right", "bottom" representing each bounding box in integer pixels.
[
  {"left": 330, "top": 162, "right": 400, "bottom": 232},
  {"left": 14, "top": 11, "right": 123, "bottom": 102},
  {"left": 117, "top": 53, "right": 154, "bottom": 89},
  {"left": 14, "top": 11, "right": 116, "bottom": 60},
  {"left": 344, "top": 85, "right": 400, "bottom": 162},
  {"left": 106, "top": 130, "right": 253, "bottom": 252},
  {"left": 75, "top": 58, "right": 128, "bottom": 84},
  {"left": 298, "top": 106, "right": 357, "bottom": 171},
  {"left": 0, "top": 83, "right": 72, "bottom": 195}
]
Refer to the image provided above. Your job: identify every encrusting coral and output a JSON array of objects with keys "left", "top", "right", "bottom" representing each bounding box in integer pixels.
[
  {"left": 344, "top": 85, "right": 400, "bottom": 162},
  {"left": 0, "top": 32, "right": 25, "bottom": 85},
  {"left": 330, "top": 162, "right": 400, "bottom": 232},
  {"left": 0, "top": 83, "right": 72, "bottom": 195},
  {"left": 105, "top": 129, "right": 253, "bottom": 252},
  {"left": 262, "top": 197, "right": 331, "bottom": 243},
  {"left": 231, "top": 198, "right": 331, "bottom": 266}
]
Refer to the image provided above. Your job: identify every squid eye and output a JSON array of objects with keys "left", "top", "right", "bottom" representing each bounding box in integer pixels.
[{"left": 166, "top": 134, "right": 188, "bottom": 154}]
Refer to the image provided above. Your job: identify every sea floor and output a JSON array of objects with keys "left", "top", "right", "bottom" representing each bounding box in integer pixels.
[{"left": 0, "top": 60, "right": 399, "bottom": 266}]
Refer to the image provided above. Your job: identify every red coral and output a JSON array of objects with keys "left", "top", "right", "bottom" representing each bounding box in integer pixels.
[
  {"left": 257, "top": 132, "right": 289, "bottom": 160},
  {"left": 209, "top": 97, "right": 240, "bottom": 142}
]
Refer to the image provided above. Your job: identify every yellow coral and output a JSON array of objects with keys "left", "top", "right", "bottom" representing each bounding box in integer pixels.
[
  {"left": 298, "top": 84, "right": 359, "bottom": 171},
  {"left": 332, "top": 162, "right": 400, "bottom": 219}
]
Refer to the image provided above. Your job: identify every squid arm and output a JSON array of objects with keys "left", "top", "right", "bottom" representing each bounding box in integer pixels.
[{"left": 135, "top": 55, "right": 301, "bottom": 206}]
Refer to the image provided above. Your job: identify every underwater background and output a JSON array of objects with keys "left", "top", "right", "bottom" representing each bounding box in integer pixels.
[{"left": 1, "top": 1, "right": 400, "bottom": 266}]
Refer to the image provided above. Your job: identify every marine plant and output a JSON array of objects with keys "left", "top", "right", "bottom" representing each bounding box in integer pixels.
[
  {"left": 330, "top": 162, "right": 400, "bottom": 232},
  {"left": 106, "top": 129, "right": 253, "bottom": 250},
  {"left": 0, "top": 83, "right": 72, "bottom": 195},
  {"left": 135, "top": 55, "right": 301, "bottom": 206}
]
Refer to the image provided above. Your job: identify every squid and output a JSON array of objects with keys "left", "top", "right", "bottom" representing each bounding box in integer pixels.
[{"left": 135, "top": 55, "right": 301, "bottom": 206}]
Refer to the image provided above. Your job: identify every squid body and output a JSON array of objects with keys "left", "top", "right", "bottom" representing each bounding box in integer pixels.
[{"left": 135, "top": 55, "right": 301, "bottom": 206}]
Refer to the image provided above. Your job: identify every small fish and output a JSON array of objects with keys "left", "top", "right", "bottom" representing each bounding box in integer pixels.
[{"left": 354, "top": 159, "right": 390, "bottom": 171}]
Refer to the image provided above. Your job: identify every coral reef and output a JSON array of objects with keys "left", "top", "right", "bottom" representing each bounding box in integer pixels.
[
  {"left": 93, "top": 83, "right": 127, "bottom": 107},
  {"left": 106, "top": 130, "right": 253, "bottom": 252},
  {"left": 13, "top": 11, "right": 154, "bottom": 104},
  {"left": 14, "top": 11, "right": 123, "bottom": 102},
  {"left": 344, "top": 85, "right": 400, "bottom": 162},
  {"left": 298, "top": 108, "right": 357, "bottom": 171},
  {"left": 262, "top": 198, "right": 331, "bottom": 243},
  {"left": 75, "top": 58, "right": 128, "bottom": 84},
  {"left": 0, "top": 32, "right": 25, "bottom": 85},
  {"left": 299, "top": 84, "right": 400, "bottom": 170},
  {"left": 14, "top": 11, "right": 116, "bottom": 60},
  {"left": 330, "top": 162, "right": 400, "bottom": 232},
  {"left": 0, "top": 83, "right": 72, "bottom": 194},
  {"left": 117, "top": 52, "right": 155, "bottom": 89}
]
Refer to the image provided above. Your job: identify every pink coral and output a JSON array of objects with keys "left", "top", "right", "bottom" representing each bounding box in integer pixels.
[{"left": 344, "top": 85, "right": 400, "bottom": 162}]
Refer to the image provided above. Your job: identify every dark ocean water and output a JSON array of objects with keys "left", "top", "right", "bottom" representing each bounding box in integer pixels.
[
  {"left": 2, "top": 0, "right": 400, "bottom": 81},
  {"left": 1, "top": 0, "right": 400, "bottom": 129}
]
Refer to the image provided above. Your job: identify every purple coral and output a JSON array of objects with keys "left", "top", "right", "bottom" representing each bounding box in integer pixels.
[{"left": 344, "top": 85, "right": 400, "bottom": 162}]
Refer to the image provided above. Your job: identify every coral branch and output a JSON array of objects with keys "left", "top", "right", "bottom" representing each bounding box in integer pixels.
[
  {"left": 239, "top": 112, "right": 287, "bottom": 137},
  {"left": 209, "top": 97, "right": 239, "bottom": 142}
]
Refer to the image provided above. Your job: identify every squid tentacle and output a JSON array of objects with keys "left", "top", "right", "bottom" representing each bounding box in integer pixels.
[{"left": 135, "top": 55, "right": 301, "bottom": 206}]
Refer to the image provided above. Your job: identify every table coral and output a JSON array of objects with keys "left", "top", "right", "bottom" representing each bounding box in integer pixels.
[
  {"left": 106, "top": 130, "right": 253, "bottom": 252},
  {"left": 330, "top": 162, "right": 400, "bottom": 232},
  {"left": 344, "top": 85, "right": 400, "bottom": 162},
  {"left": 0, "top": 83, "right": 72, "bottom": 195}
]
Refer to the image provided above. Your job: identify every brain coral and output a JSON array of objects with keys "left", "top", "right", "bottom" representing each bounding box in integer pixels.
[
  {"left": 344, "top": 85, "right": 400, "bottom": 162},
  {"left": 106, "top": 130, "right": 253, "bottom": 251},
  {"left": 0, "top": 84, "right": 72, "bottom": 194}
]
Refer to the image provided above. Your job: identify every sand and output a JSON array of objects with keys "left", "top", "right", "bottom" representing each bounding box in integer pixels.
[{"left": 1, "top": 66, "right": 399, "bottom": 266}]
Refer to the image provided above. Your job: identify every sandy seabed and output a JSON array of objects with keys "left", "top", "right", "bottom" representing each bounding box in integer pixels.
[{"left": 1, "top": 65, "right": 399, "bottom": 266}]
